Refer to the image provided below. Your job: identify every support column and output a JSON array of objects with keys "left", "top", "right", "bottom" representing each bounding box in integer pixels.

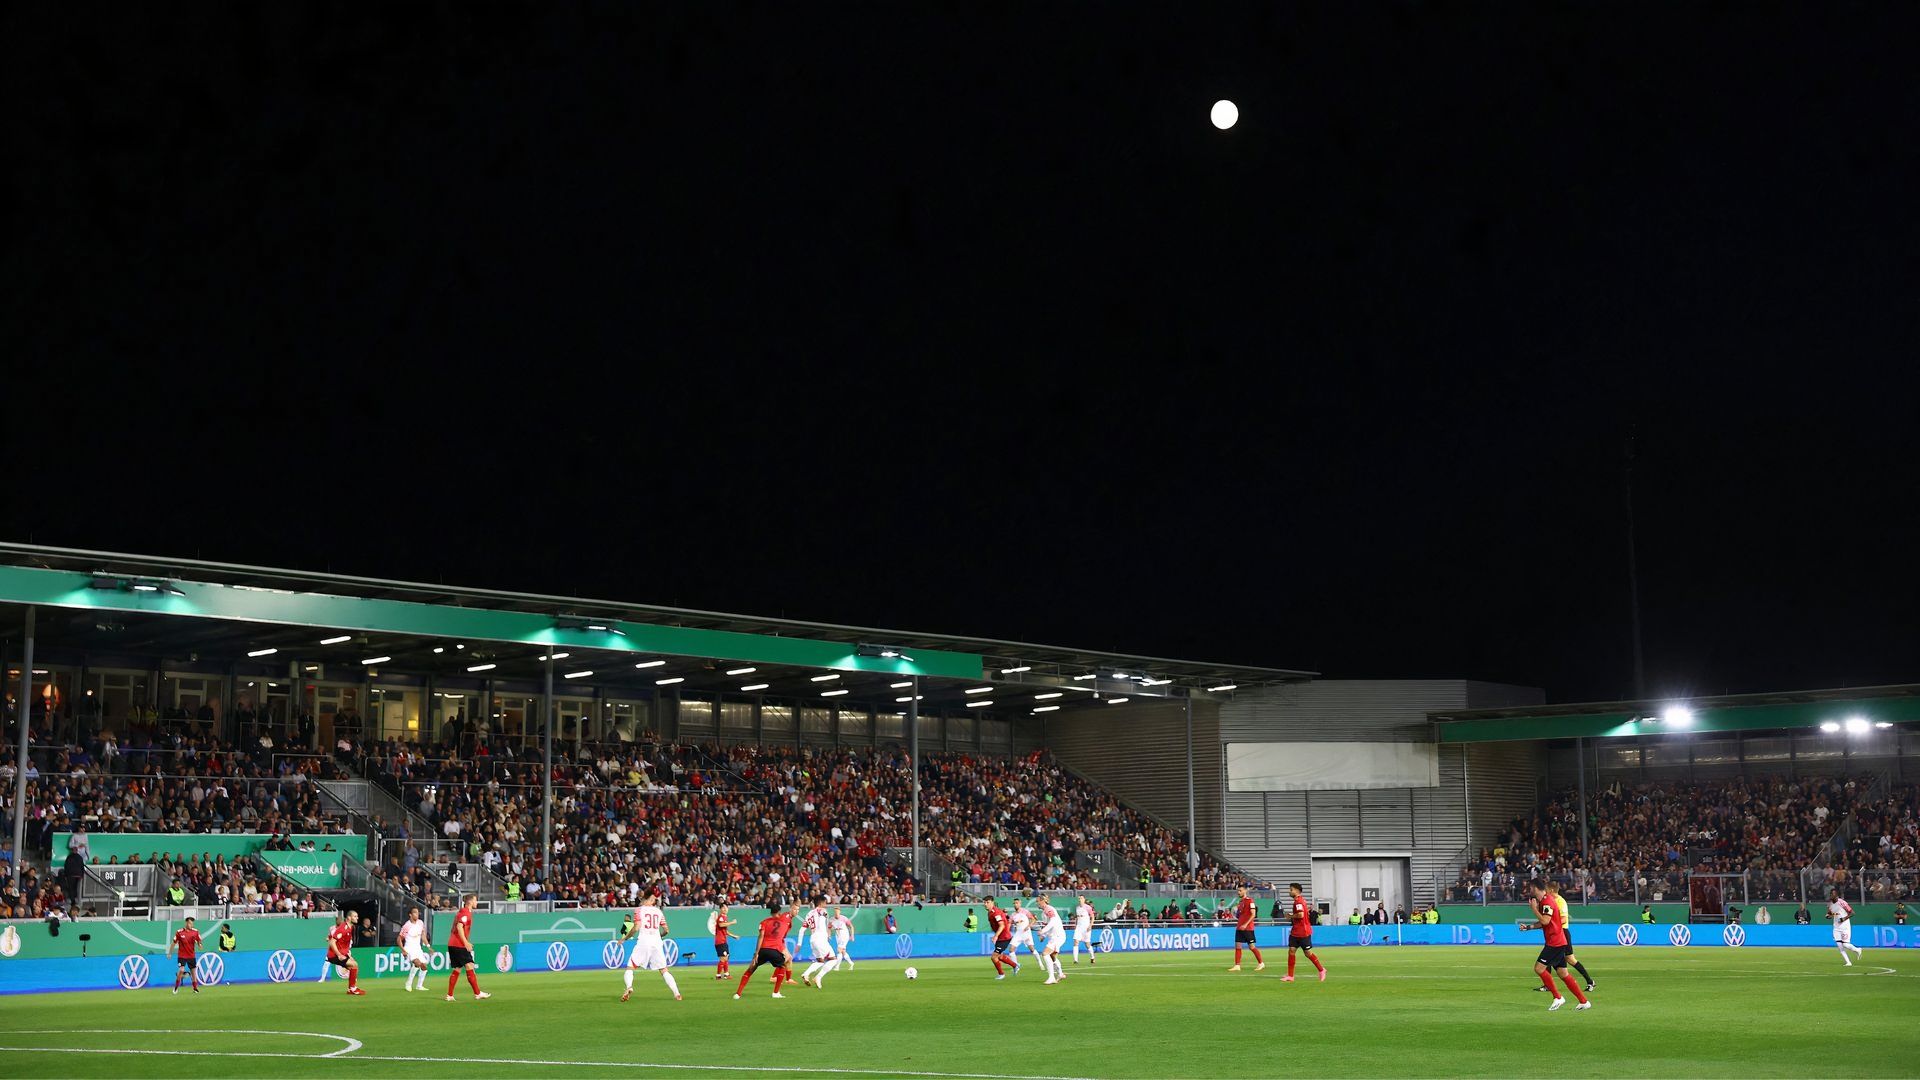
[
  {"left": 908, "top": 675, "right": 920, "bottom": 895},
  {"left": 1577, "top": 737, "right": 1590, "bottom": 884},
  {"left": 1185, "top": 693, "right": 1198, "bottom": 876},
  {"left": 12, "top": 607, "right": 35, "bottom": 890},
  {"left": 541, "top": 653, "right": 554, "bottom": 892}
]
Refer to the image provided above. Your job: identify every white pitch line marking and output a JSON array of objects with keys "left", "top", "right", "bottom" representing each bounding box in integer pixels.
[{"left": 0, "top": 1029, "right": 363, "bottom": 1057}]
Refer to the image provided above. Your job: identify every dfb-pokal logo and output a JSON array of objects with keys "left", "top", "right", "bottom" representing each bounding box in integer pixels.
[
  {"left": 895, "top": 935, "right": 913, "bottom": 959},
  {"left": 118, "top": 954, "right": 150, "bottom": 990},
  {"left": 1667, "top": 924, "right": 1692, "bottom": 947},
  {"left": 546, "top": 942, "right": 570, "bottom": 971},
  {"left": 1615, "top": 924, "right": 1638, "bottom": 946},
  {"left": 662, "top": 939, "right": 680, "bottom": 966},
  {"left": 1097, "top": 928, "right": 1114, "bottom": 953},
  {"left": 602, "top": 940, "right": 628, "bottom": 969},
  {"left": 0, "top": 925, "right": 20, "bottom": 957},
  {"left": 267, "top": 950, "right": 298, "bottom": 983},
  {"left": 1722, "top": 924, "right": 1746, "bottom": 947},
  {"left": 495, "top": 945, "right": 515, "bottom": 973},
  {"left": 195, "top": 953, "right": 225, "bottom": 986}
]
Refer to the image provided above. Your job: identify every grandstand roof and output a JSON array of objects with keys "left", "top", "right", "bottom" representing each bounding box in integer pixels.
[
  {"left": 1430, "top": 683, "right": 1920, "bottom": 743},
  {"left": 0, "top": 542, "right": 1313, "bottom": 709}
]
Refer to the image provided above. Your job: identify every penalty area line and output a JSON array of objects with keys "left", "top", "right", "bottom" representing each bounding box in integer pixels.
[{"left": 0, "top": 1046, "right": 1101, "bottom": 1080}]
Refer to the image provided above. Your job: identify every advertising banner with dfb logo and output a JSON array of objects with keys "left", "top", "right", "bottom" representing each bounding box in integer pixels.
[{"left": 260, "top": 851, "right": 344, "bottom": 888}]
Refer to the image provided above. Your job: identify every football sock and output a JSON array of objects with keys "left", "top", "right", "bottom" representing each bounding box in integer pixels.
[
  {"left": 466, "top": 970, "right": 481, "bottom": 994},
  {"left": 1309, "top": 953, "right": 1325, "bottom": 973},
  {"left": 661, "top": 970, "right": 680, "bottom": 997},
  {"left": 1560, "top": 973, "right": 1587, "bottom": 1004},
  {"left": 347, "top": 968, "right": 358, "bottom": 990},
  {"left": 448, "top": 973, "right": 459, "bottom": 995},
  {"left": 1573, "top": 961, "right": 1592, "bottom": 982},
  {"left": 1286, "top": 953, "right": 1296, "bottom": 977},
  {"left": 624, "top": 968, "right": 635, "bottom": 991},
  {"left": 1250, "top": 947, "right": 1264, "bottom": 964},
  {"left": 736, "top": 971, "right": 754, "bottom": 995},
  {"left": 1537, "top": 970, "right": 1560, "bottom": 997},
  {"left": 1234, "top": 946, "right": 1244, "bottom": 965}
]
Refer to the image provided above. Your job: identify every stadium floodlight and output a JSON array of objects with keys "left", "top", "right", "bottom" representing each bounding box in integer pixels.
[
  {"left": 1875, "top": 721, "right": 1893, "bottom": 729},
  {"left": 656, "top": 677, "right": 685, "bottom": 685},
  {"left": 1000, "top": 665, "right": 1032, "bottom": 674},
  {"left": 1820, "top": 721, "right": 1841, "bottom": 733},
  {"left": 821, "top": 689, "right": 849, "bottom": 698},
  {"left": 1207, "top": 684, "right": 1238, "bottom": 693},
  {"left": 1844, "top": 717, "right": 1870, "bottom": 734},
  {"left": 119, "top": 577, "right": 186, "bottom": 596},
  {"left": 856, "top": 643, "right": 915, "bottom": 662},
  {"left": 964, "top": 686, "right": 994, "bottom": 695},
  {"left": 810, "top": 673, "right": 841, "bottom": 682},
  {"left": 320, "top": 635, "right": 352, "bottom": 645},
  {"left": 246, "top": 648, "right": 278, "bottom": 657},
  {"left": 1662, "top": 706, "right": 1694, "bottom": 726},
  {"left": 726, "top": 667, "right": 757, "bottom": 676},
  {"left": 740, "top": 683, "right": 770, "bottom": 692},
  {"left": 635, "top": 660, "right": 666, "bottom": 669},
  {"left": 564, "top": 670, "right": 594, "bottom": 680},
  {"left": 555, "top": 615, "right": 625, "bottom": 635},
  {"left": 466, "top": 663, "right": 497, "bottom": 672},
  {"left": 361, "top": 656, "right": 392, "bottom": 666},
  {"left": 965, "top": 700, "right": 991, "bottom": 708},
  {"left": 1033, "top": 705, "right": 1060, "bottom": 714},
  {"left": 1034, "top": 692, "right": 1064, "bottom": 700}
]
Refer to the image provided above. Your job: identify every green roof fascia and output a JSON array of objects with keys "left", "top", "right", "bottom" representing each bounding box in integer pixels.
[
  {"left": 1436, "top": 695, "right": 1920, "bottom": 744},
  {"left": 0, "top": 564, "right": 981, "bottom": 680}
]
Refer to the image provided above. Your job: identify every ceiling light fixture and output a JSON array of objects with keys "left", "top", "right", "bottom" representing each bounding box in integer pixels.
[
  {"left": 361, "top": 656, "right": 391, "bottom": 666},
  {"left": 320, "top": 635, "right": 351, "bottom": 646},
  {"left": 564, "top": 670, "right": 594, "bottom": 680},
  {"left": 1033, "top": 705, "right": 1060, "bottom": 714},
  {"left": 821, "top": 689, "right": 849, "bottom": 698},
  {"left": 966, "top": 700, "right": 991, "bottom": 708},
  {"left": 1035, "top": 692, "right": 1064, "bottom": 700},
  {"left": 741, "top": 683, "right": 770, "bottom": 692},
  {"left": 246, "top": 648, "right": 278, "bottom": 658},
  {"left": 964, "top": 687, "right": 994, "bottom": 695},
  {"left": 810, "top": 674, "right": 841, "bottom": 683},
  {"left": 1105, "top": 697, "right": 1129, "bottom": 705},
  {"left": 466, "top": 663, "right": 497, "bottom": 673},
  {"left": 634, "top": 660, "right": 667, "bottom": 669},
  {"left": 1207, "top": 684, "right": 1238, "bottom": 693},
  {"left": 656, "top": 677, "right": 685, "bottom": 686},
  {"left": 1000, "top": 666, "right": 1031, "bottom": 674},
  {"left": 726, "top": 667, "right": 757, "bottom": 676}
]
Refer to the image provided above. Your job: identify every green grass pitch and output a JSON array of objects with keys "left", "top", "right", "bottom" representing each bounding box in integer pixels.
[{"left": 0, "top": 947, "right": 1912, "bottom": 1077}]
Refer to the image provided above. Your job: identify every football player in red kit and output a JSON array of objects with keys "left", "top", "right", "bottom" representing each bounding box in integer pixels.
[
  {"left": 1283, "top": 883, "right": 1326, "bottom": 983},
  {"left": 1225, "top": 887, "right": 1265, "bottom": 972}
]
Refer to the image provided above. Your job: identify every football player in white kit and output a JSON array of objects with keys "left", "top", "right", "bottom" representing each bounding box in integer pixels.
[
  {"left": 830, "top": 906, "right": 856, "bottom": 970},
  {"left": 1035, "top": 896, "right": 1068, "bottom": 985},
  {"left": 1070, "top": 894, "right": 1096, "bottom": 966},
  {"left": 399, "top": 907, "right": 432, "bottom": 991},
  {"left": 798, "top": 897, "right": 840, "bottom": 988},
  {"left": 619, "top": 886, "right": 682, "bottom": 1002},
  {"left": 1827, "top": 890, "right": 1864, "bottom": 965},
  {"left": 1009, "top": 899, "right": 1039, "bottom": 965}
]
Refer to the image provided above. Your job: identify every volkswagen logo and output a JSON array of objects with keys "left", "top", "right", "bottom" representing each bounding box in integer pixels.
[
  {"left": 894, "top": 935, "right": 913, "bottom": 959},
  {"left": 545, "top": 942, "right": 570, "bottom": 971},
  {"left": 1097, "top": 928, "right": 1115, "bottom": 953},
  {"left": 495, "top": 945, "right": 515, "bottom": 973},
  {"left": 602, "top": 940, "right": 628, "bottom": 969},
  {"left": 1615, "top": 924, "right": 1638, "bottom": 947},
  {"left": 195, "top": 954, "right": 225, "bottom": 986},
  {"left": 1722, "top": 924, "right": 1746, "bottom": 947},
  {"left": 1357, "top": 927, "right": 1373, "bottom": 946},
  {"left": 118, "top": 955, "right": 150, "bottom": 990},
  {"left": 1668, "top": 924, "right": 1692, "bottom": 947},
  {"left": 267, "top": 950, "right": 298, "bottom": 983},
  {"left": 662, "top": 939, "right": 680, "bottom": 966}
]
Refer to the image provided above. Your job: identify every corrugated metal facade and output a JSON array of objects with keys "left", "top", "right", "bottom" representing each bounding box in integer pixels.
[{"left": 1215, "top": 680, "right": 1545, "bottom": 901}]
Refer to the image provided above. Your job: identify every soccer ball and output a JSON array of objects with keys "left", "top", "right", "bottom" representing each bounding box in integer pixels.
[{"left": 904, "top": 967, "right": 918, "bottom": 980}]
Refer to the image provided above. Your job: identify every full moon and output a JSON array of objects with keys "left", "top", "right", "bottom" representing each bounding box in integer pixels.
[{"left": 1210, "top": 99, "right": 1238, "bottom": 130}]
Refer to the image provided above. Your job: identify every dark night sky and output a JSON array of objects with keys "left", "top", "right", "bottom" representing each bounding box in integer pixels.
[{"left": 5, "top": 4, "right": 1917, "bottom": 702}]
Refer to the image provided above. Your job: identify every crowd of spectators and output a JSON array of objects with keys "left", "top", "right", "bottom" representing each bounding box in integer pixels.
[
  {"left": 1448, "top": 774, "right": 1891, "bottom": 903},
  {"left": 1827, "top": 782, "right": 1919, "bottom": 902},
  {"left": 350, "top": 738, "right": 1251, "bottom": 907}
]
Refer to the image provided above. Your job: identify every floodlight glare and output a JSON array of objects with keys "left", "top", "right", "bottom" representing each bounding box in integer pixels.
[
  {"left": 1662, "top": 706, "right": 1694, "bottom": 726},
  {"left": 1844, "top": 717, "right": 1869, "bottom": 734},
  {"left": 1211, "top": 100, "right": 1239, "bottom": 130},
  {"left": 1820, "top": 721, "right": 1841, "bottom": 733}
]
